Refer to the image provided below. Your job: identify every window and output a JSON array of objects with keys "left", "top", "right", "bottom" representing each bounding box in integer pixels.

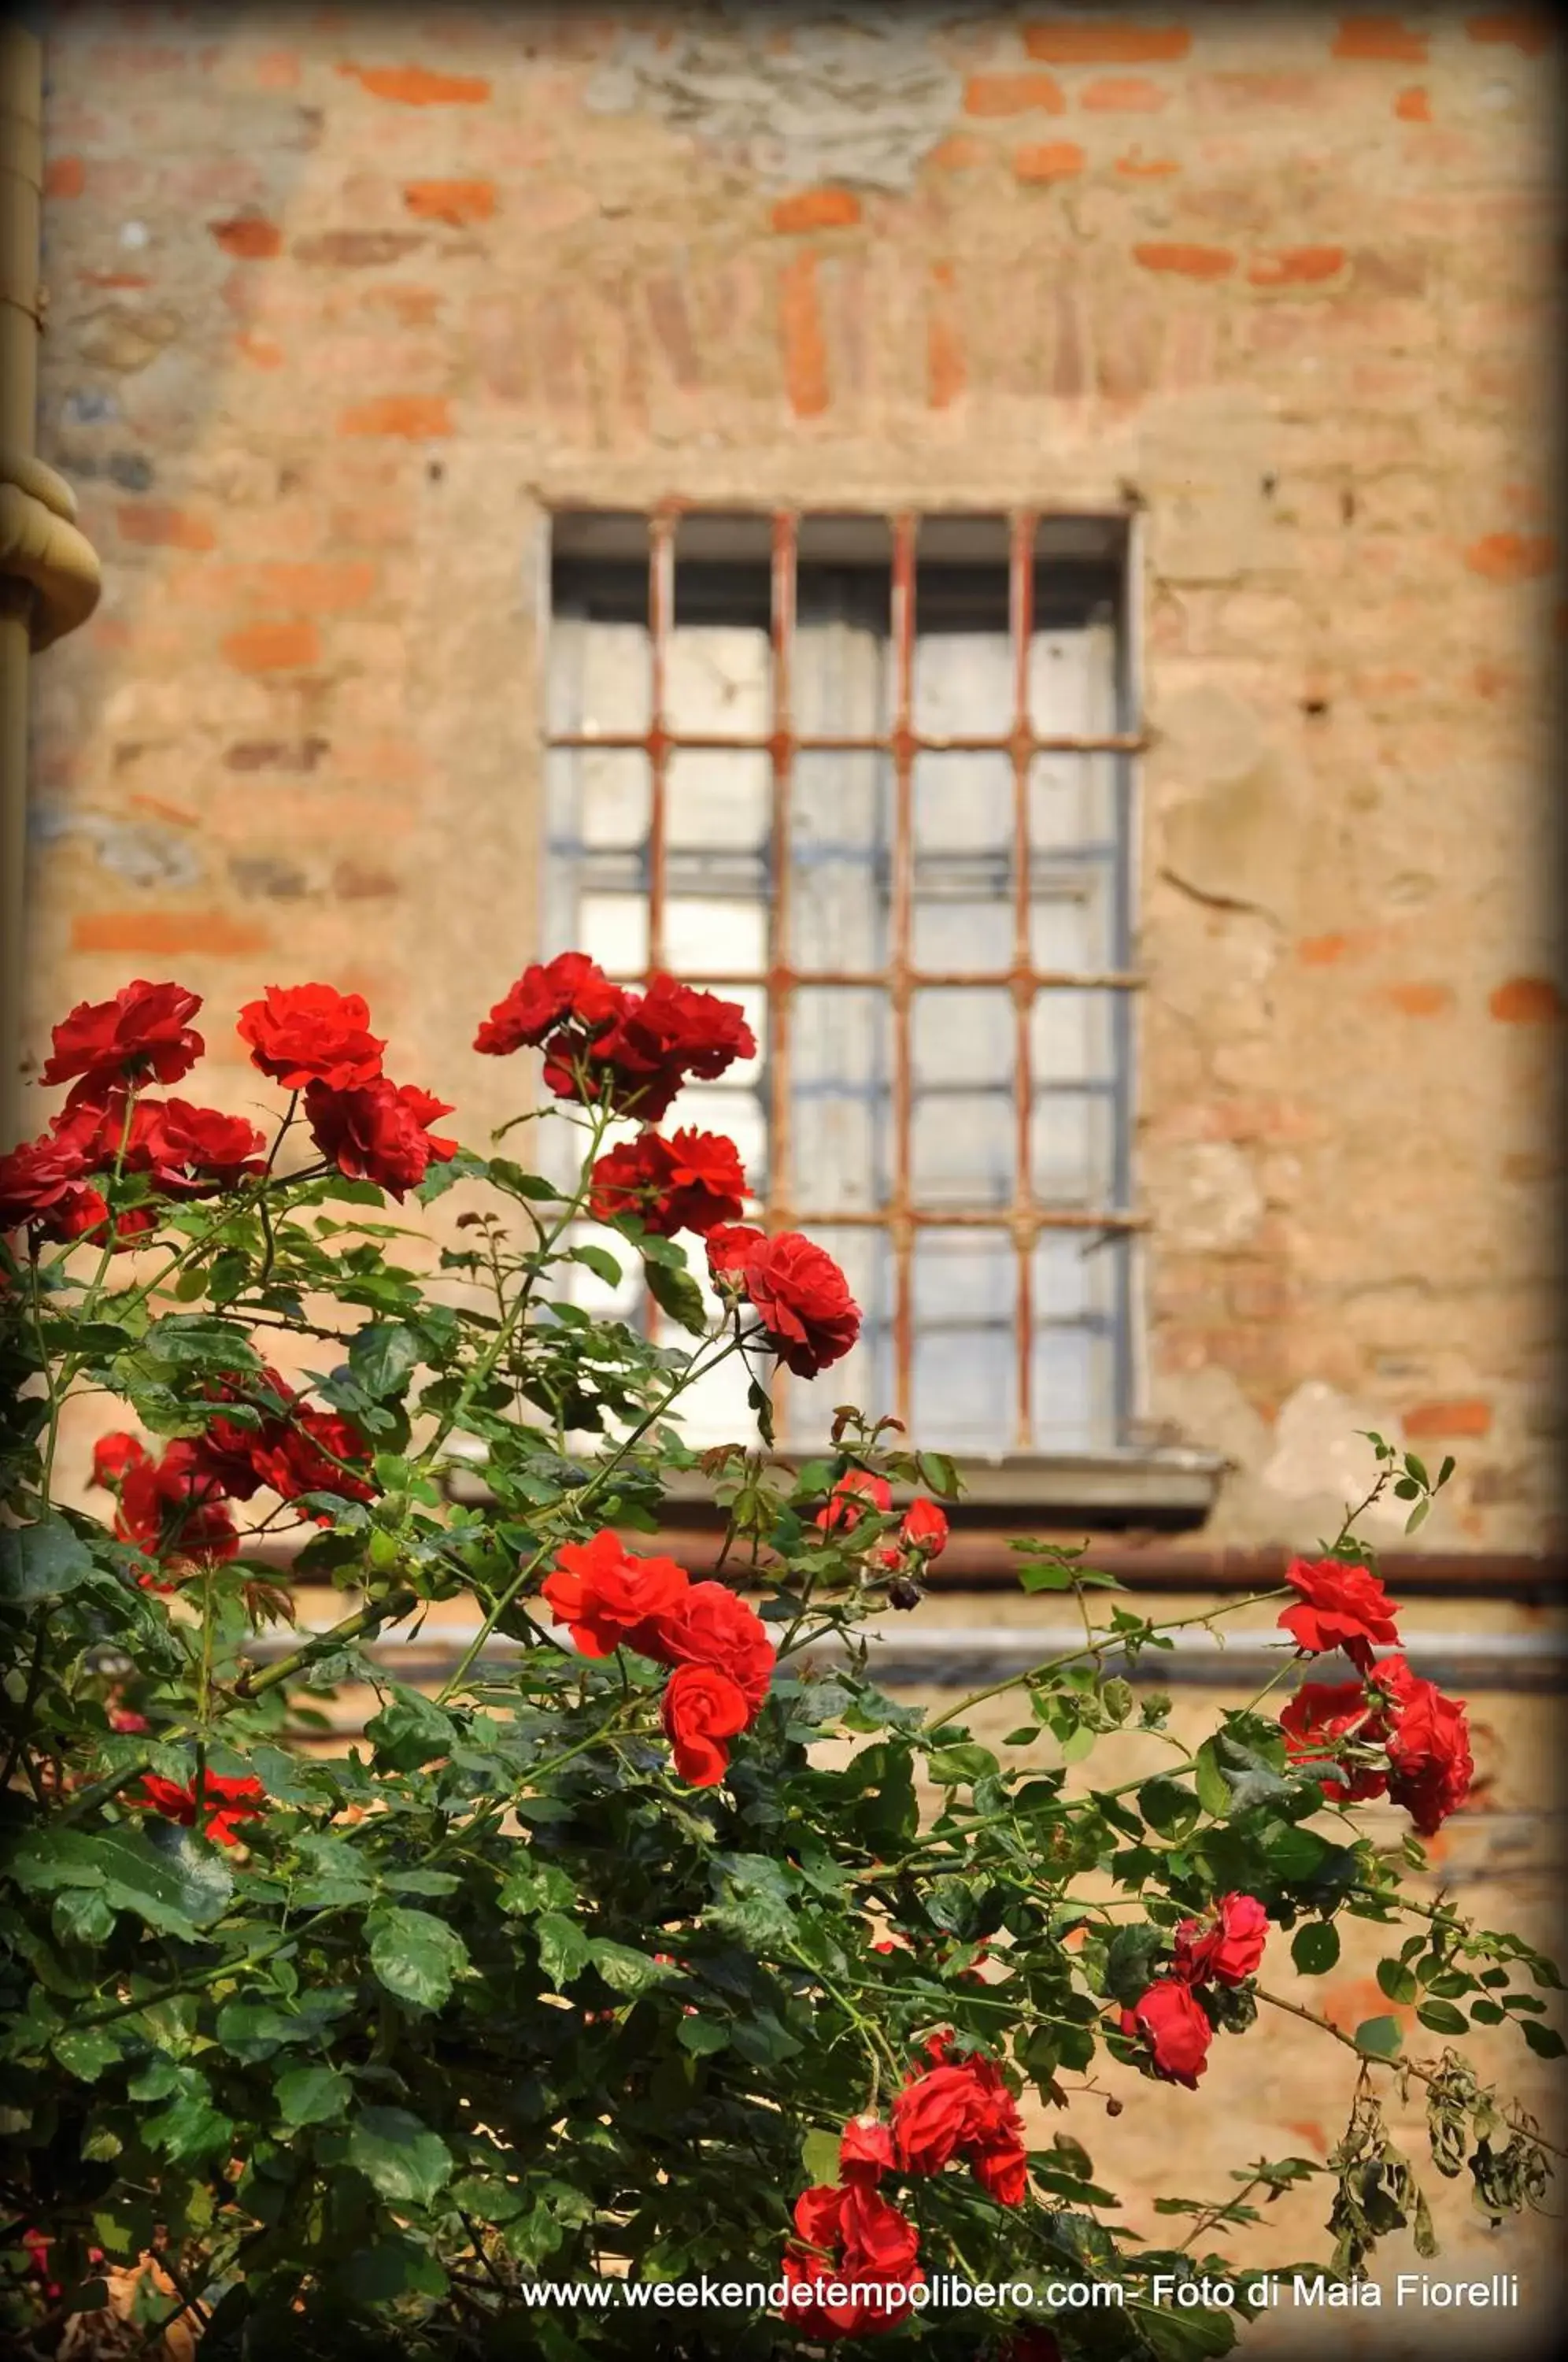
[{"left": 543, "top": 509, "right": 1141, "bottom": 1457}]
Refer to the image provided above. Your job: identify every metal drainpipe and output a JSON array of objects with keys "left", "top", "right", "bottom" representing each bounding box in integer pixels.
[{"left": 0, "top": 3, "right": 100, "bottom": 1152}]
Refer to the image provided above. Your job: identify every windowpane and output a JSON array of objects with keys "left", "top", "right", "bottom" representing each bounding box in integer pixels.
[{"left": 913, "top": 1229, "right": 1015, "bottom": 1450}]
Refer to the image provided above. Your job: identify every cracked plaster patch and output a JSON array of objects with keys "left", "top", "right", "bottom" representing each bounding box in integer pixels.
[
  {"left": 1262, "top": 1382, "right": 1408, "bottom": 1535},
  {"left": 31, "top": 807, "right": 202, "bottom": 891},
  {"left": 586, "top": 6, "right": 962, "bottom": 193}
]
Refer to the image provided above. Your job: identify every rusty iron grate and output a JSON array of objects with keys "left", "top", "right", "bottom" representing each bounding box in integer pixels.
[{"left": 545, "top": 507, "right": 1143, "bottom": 1450}]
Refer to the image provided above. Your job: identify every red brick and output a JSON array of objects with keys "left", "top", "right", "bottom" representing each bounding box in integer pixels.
[
  {"left": 116, "top": 504, "right": 216, "bottom": 551},
  {"left": 237, "top": 332, "right": 286, "bottom": 370},
  {"left": 338, "top": 62, "right": 491, "bottom": 104},
  {"left": 926, "top": 262, "right": 965, "bottom": 411},
  {"left": 72, "top": 912, "right": 271, "bottom": 957},
  {"left": 1488, "top": 976, "right": 1564, "bottom": 1024},
  {"left": 1133, "top": 242, "right": 1236, "bottom": 280},
  {"left": 251, "top": 49, "right": 301, "bottom": 89},
  {"left": 220, "top": 620, "right": 320, "bottom": 672},
  {"left": 1023, "top": 23, "right": 1190, "bottom": 62},
  {"left": 1404, "top": 1398, "right": 1493, "bottom": 1438},
  {"left": 1248, "top": 246, "right": 1347, "bottom": 287},
  {"left": 249, "top": 562, "right": 376, "bottom": 612},
  {"left": 963, "top": 70, "right": 1066, "bottom": 115},
  {"left": 925, "top": 134, "right": 987, "bottom": 172},
  {"left": 44, "top": 155, "right": 86, "bottom": 198},
  {"left": 1014, "top": 142, "right": 1086, "bottom": 183},
  {"left": 210, "top": 214, "right": 282, "bottom": 259},
  {"left": 1116, "top": 150, "right": 1180, "bottom": 177},
  {"left": 1465, "top": 11, "right": 1551, "bottom": 51},
  {"left": 337, "top": 395, "right": 452, "bottom": 438},
  {"left": 778, "top": 254, "right": 828, "bottom": 419},
  {"left": 404, "top": 180, "right": 496, "bottom": 226},
  {"left": 1081, "top": 75, "right": 1169, "bottom": 111},
  {"left": 1378, "top": 980, "right": 1454, "bottom": 1016},
  {"left": 769, "top": 187, "right": 862, "bottom": 235},
  {"left": 1331, "top": 17, "right": 1428, "bottom": 59},
  {"left": 1393, "top": 83, "right": 1431, "bottom": 119},
  {"left": 1296, "top": 933, "right": 1352, "bottom": 964},
  {"left": 1463, "top": 531, "right": 1554, "bottom": 581}
]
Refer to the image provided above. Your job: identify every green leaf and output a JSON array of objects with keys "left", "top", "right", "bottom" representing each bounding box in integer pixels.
[
  {"left": 275, "top": 2064, "right": 351, "bottom": 2127},
  {"left": 589, "top": 1941, "right": 671, "bottom": 1997},
  {"left": 1194, "top": 1739, "right": 1231, "bottom": 1820},
  {"left": 1138, "top": 1776, "right": 1200, "bottom": 1841},
  {"left": 1377, "top": 1957, "right": 1420, "bottom": 2006},
  {"left": 9, "top": 1824, "right": 231, "bottom": 1938},
  {"left": 1291, "top": 1922, "right": 1341, "bottom": 1976},
  {"left": 676, "top": 2016, "right": 729, "bottom": 2057},
  {"left": 0, "top": 1514, "right": 94, "bottom": 1604},
  {"left": 368, "top": 1908, "right": 468, "bottom": 2012},
  {"left": 570, "top": 1244, "right": 623, "bottom": 1287},
  {"left": 643, "top": 1254, "right": 708, "bottom": 1336},
  {"left": 140, "top": 1315, "right": 261, "bottom": 1374},
  {"left": 1522, "top": 2020, "right": 1566, "bottom": 2059},
  {"left": 801, "top": 2128, "right": 842, "bottom": 2186},
  {"left": 1415, "top": 1999, "right": 1468, "bottom": 2035},
  {"left": 926, "top": 1744, "right": 998, "bottom": 1786},
  {"left": 1354, "top": 2015, "right": 1403, "bottom": 2059},
  {"left": 53, "top": 2025, "right": 122, "bottom": 2083},
  {"left": 364, "top": 1683, "right": 458, "bottom": 1772},
  {"left": 145, "top": 2085, "right": 234, "bottom": 2164},
  {"left": 348, "top": 1323, "right": 420, "bottom": 1398},
  {"left": 347, "top": 2108, "right": 453, "bottom": 2207},
  {"left": 536, "top": 1913, "right": 593, "bottom": 1990}
]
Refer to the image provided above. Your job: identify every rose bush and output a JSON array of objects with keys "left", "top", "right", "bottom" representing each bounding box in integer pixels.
[{"left": 0, "top": 957, "right": 1559, "bottom": 2360}]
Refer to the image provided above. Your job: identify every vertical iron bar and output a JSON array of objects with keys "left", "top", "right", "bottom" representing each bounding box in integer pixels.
[
  {"left": 767, "top": 512, "right": 798, "bottom": 1436},
  {"left": 646, "top": 511, "right": 675, "bottom": 975},
  {"left": 889, "top": 515, "right": 917, "bottom": 1430},
  {"left": 1010, "top": 512, "right": 1037, "bottom": 1451}
]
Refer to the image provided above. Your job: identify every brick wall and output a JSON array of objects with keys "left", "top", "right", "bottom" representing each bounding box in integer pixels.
[{"left": 28, "top": 0, "right": 1564, "bottom": 1550}]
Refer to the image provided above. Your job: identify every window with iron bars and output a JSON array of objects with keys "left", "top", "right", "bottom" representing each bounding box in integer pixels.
[{"left": 542, "top": 509, "right": 1141, "bottom": 1458}]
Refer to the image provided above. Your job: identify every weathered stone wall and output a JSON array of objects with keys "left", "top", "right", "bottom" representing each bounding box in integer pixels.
[{"left": 27, "top": 0, "right": 1564, "bottom": 1550}]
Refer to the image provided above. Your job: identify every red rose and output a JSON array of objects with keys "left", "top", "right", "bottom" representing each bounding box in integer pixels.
[
  {"left": 590, "top": 1126, "right": 748, "bottom": 1239},
  {"left": 0, "top": 1117, "right": 113, "bottom": 1243},
  {"left": 1172, "top": 1893, "right": 1270, "bottom": 1987},
  {"left": 116, "top": 1441, "right": 239, "bottom": 1571},
  {"left": 779, "top": 2184, "right": 921, "bottom": 2342},
  {"left": 815, "top": 1471, "right": 893, "bottom": 1535},
  {"left": 236, "top": 983, "right": 386, "bottom": 1091},
  {"left": 542, "top": 1529, "right": 690, "bottom": 1658},
  {"left": 187, "top": 1366, "right": 302, "bottom": 1500},
  {"left": 838, "top": 2184, "right": 919, "bottom": 2280},
  {"left": 534, "top": 971, "right": 756, "bottom": 1124},
  {"left": 707, "top": 1227, "right": 861, "bottom": 1378},
  {"left": 1278, "top": 1554, "right": 1401, "bottom": 1672},
  {"left": 891, "top": 2062, "right": 980, "bottom": 2175},
  {"left": 1281, "top": 1679, "right": 1392, "bottom": 1803},
  {"left": 648, "top": 1579, "right": 775, "bottom": 1716},
  {"left": 91, "top": 1431, "right": 150, "bottom": 1489},
  {"left": 1121, "top": 1979, "right": 1213, "bottom": 2088},
  {"left": 109, "top": 1708, "right": 150, "bottom": 1734},
  {"left": 839, "top": 2116, "right": 897, "bottom": 2186},
  {"left": 660, "top": 1662, "right": 750, "bottom": 1787},
  {"left": 474, "top": 953, "right": 624, "bottom": 1057},
  {"left": 791, "top": 2185, "right": 845, "bottom": 2253},
  {"left": 1377, "top": 1656, "right": 1474, "bottom": 1835},
  {"left": 250, "top": 1409, "right": 377, "bottom": 1513},
  {"left": 39, "top": 979, "right": 204, "bottom": 1104},
  {"left": 899, "top": 1498, "right": 949, "bottom": 1560},
  {"left": 140, "top": 1098, "right": 267, "bottom": 1195},
  {"left": 139, "top": 1771, "right": 266, "bottom": 1847},
  {"left": 304, "top": 1077, "right": 457, "bottom": 1198}
]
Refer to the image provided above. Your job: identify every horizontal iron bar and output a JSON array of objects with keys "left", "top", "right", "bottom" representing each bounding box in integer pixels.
[
  {"left": 549, "top": 731, "right": 1145, "bottom": 757},
  {"left": 601, "top": 968, "right": 1145, "bottom": 993}
]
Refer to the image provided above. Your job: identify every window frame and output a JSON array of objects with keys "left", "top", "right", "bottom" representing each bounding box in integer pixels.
[{"left": 542, "top": 504, "right": 1149, "bottom": 1459}]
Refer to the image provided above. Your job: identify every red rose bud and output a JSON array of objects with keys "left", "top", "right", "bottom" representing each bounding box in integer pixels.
[
  {"left": 814, "top": 1470, "right": 893, "bottom": 1534},
  {"left": 660, "top": 1662, "right": 750, "bottom": 1787},
  {"left": 838, "top": 2116, "right": 897, "bottom": 2186},
  {"left": 542, "top": 1530, "right": 691, "bottom": 1659},
  {"left": 1171, "top": 1893, "right": 1270, "bottom": 1987},
  {"left": 1121, "top": 1979, "right": 1214, "bottom": 2088},
  {"left": 1278, "top": 1554, "right": 1401, "bottom": 1673},
  {"left": 40, "top": 978, "right": 204, "bottom": 1105},
  {"left": 899, "top": 1497, "right": 949, "bottom": 1559},
  {"left": 236, "top": 982, "right": 386, "bottom": 1091}
]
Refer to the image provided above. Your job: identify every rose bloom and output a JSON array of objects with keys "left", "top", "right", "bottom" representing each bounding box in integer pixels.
[
  {"left": 304, "top": 1077, "right": 457, "bottom": 1198},
  {"left": 250, "top": 1409, "right": 377, "bottom": 1513},
  {"left": 1278, "top": 1554, "right": 1401, "bottom": 1672},
  {"left": 187, "top": 1367, "right": 303, "bottom": 1500},
  {"left": 1121, "top": 1979, "right": 1214, "bottom": 2089},
  {"left": 839, "top": 2116, "right": 897, "bottom": 2186},
  {"left": 649, "top": 1579, "right": 775, "bottom": 1716},
  {"left": 0, "top": 1114, "right": 120, "bottom": 1245},
  {"left": 838, "top": 2184, "right": 920, "bottom": 2281},
  {"left": 707, "top": 1224, "right": 862, "bottom": 1378},
  {"left": 564, "top": 974, "right": 756, "bottom": 1124},
  {"left": 660, "top": 1662, "right": 750, "bottom": 1787},
  {"left": 814, "top": 1470, "right": 892, "bottom": 1535},
  {"left": 236, "top": 982, "right": 386, "bottom": 1090},
  {"left": 779, "top": 2186, "right": 922, "bottom": 2342},
  {"left": 139, "top": 1772, "right": 267, "bottom": 1847},
  {"left": 1377, "top": 1656, "right": 1475, "bottom": 1835},
  {"left": 589, "top": 1125, "right": 747, "bottom": 1239},
  {"left": 542, "top": 1529, "right": 690, "bottom": 1658},
  {"left": 1172, "top": 1893, "right": 1270, "bottom": 1987},
  {"left": 899, "top": 1497, "right": 949, "bottom": 1559},
  {"left": 39, "top": 978, "right": 204, "bottom": 1104},
  {"left": 136, "top": 1098, "right": 268, "bottom": 1195},
  {"left": 1281, "top": 1679, "right": 1392, "bottom": 1804},
  {"left": 474, "top": 952, "right": 623, "bottom": 1057},
  {"left": 91, "top": 1431, "right": 151, "bottom": 1489},
  {"left": 116, "top": 1441, "right": 239, "bottom": 1572}
]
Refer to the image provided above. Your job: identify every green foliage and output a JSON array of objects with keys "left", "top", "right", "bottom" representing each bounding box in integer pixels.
[{"left": 0, "top": 1046, "right": 1559, "bottom": 2362}]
